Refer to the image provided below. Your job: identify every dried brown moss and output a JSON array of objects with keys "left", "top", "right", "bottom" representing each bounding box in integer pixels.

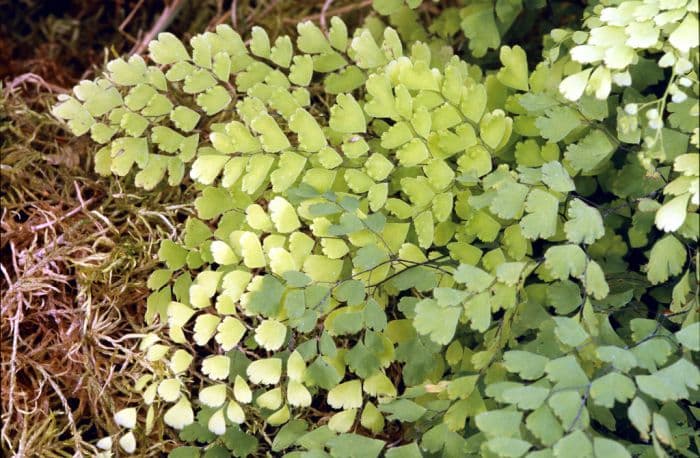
[{"left": 0, "top": 83, "right": 194, "bottom": 456}]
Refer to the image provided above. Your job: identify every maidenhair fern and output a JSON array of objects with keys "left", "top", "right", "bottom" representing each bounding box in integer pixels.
[{"left": 54, "top": 1, "right": 698, "bottom": 457}]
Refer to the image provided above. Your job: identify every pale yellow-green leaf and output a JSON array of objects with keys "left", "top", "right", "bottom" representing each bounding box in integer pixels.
[
  {"left": 167, "top": 301, "right": 196, "bottom": 328},
  {"left": 199, "top": 383, "right": 227, "bottom": 408},
  {"left": 114, "top": 408, "right": 137, "bottom": 429},
  {"left": 257, "top": 387, "right": 283, "bottom": 410},
  {"left": 269, "top": 247, "right": 297, "bottom": 275},
  {"left": 361, "top": 402, "right": 385, "bottom": 434},
  {"left": 210, "top": 240, "right": 239, "bottom": 265},
  {"left": 267, "top": 404, "right": 291, "bottom": 426},
  {"left": 227, "top": 400, "right": 246, "bottom": 424},
  {"left": 363, "top": 372, "right": 397, "bottom": 398},
  {"left": 246, "top": 204, "right": 274, "bottom": 232},
  {"left": 193, "top": 313, "right": 221, "bottom": 346},
  {"left": 328, "top": 380, "right": 363, "bottom": 410},
  {"left": 119, "top": 432, "right": 137, "bottom": 454},
  {"left": 328, "top": 409, "right": 357, "bottom": 433},
  {"left": 254, "top": 319, "right": 287, "bottom": 351},
  {"left": 247, "top": 358, "right": 283, "bottom": 385},
  {"left": 202, "top": 355, "right": 231, "bottom": 380},
  {"left": 157, "top": 378, "right": 182, "bottom": 402},
  {"left": 234, "top": 375, "right": 253, "bottom": 403},
  {"left": 208, "top": 408, "right": 227, "bottom": 435},
  {"left": 146, "top": 344, "right": 169, "bottom": 362},
  {"left": 287, "top": 380, "right": 312, "bottom": 407},
  {"left": 287, "top": 350, "right": 306, "bottom": 382},
  {"left": 269, "top": 197, "right": 301, "bottom": 233},
  {"left": 96, "top": 437, "right": 112, "bottom": 451},
  {"left": 215, "top": 316, "right": 246, "bottom": 351},
  {"left": 163, "top": 396, "right": 194, "bottom": 430},
  {"left": 559, "top": 69, "right": 592, "bottom": 101}
]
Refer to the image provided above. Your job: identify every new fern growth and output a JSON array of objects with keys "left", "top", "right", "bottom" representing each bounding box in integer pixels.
[{"left": 54, "top": 1, "right": 698, "bottom": 457}]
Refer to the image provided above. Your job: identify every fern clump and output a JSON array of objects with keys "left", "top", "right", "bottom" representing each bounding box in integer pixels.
[{"left": 54, "top": 1, "right": 698, "bottom": 457}]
